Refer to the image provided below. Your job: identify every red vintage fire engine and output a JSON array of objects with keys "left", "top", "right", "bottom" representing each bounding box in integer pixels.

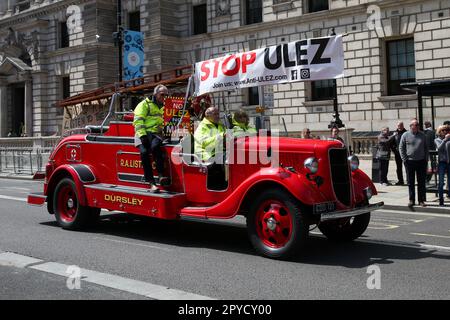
[{"left": 28, "top": 65, "right": 383, "bottom": 260}]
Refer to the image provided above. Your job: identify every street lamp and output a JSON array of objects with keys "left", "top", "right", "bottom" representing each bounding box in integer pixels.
[
  {"left": 328, "top": 28, "right": 344, "bottom": 130},
  {"left": 113, "top": 0, "right": 123, "bottom": 83}
]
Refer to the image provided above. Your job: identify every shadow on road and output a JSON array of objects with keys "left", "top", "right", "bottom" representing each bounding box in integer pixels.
[{"left": 41, "top": 213, "right": 450, "bottom": 267}]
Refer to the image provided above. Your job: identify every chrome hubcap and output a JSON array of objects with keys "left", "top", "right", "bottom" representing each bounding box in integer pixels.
[
  {"left": 266, "top": 217, "right": 277, "bottom": 231},
  {"left": 67, "top": 198, "right": 74, "bottom": 209}
]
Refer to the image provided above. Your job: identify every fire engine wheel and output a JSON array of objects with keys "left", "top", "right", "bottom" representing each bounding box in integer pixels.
[
  {"left": 53, "top": 178, "right": 100, "bottom": 230},
  {"left": 318, "top": 213, "right": 371, "bottom": 241},
  {"left": 247, "top": 189, "right": 308, "bottom": 259}
]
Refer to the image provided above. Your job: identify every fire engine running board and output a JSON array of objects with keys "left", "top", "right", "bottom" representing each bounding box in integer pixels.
[
  {"left": 84, "top": 184, "right": 184, "bottom": 198},
  {"left": 320, "top": 201, "right": 384, "bottom": 222}
]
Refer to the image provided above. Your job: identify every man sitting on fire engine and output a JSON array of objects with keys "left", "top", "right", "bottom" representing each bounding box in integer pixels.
[
  {"left": 133, "top": 84, "right": 168, "bottom": 192},
  {"left": 232, "top": 109, "right": 257, "bottom": 137},
  {"left": 194, "top": 106, "right": 227, "bottom": 190}
]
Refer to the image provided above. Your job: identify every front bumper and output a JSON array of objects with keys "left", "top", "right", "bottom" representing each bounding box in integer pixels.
[{"left": 320, "top": 201, "right": 384, "bottom": 222}]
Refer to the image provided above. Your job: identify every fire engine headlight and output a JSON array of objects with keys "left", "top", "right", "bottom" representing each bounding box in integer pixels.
[
  {"left": 364, "top": 187, "right": 373, "bottom": 200},
  {"left": 304, "top": 157, "right": 319, "bottom": 174},
  {"left": 348, "top": 155, "right": 360, "bottom": 172}
]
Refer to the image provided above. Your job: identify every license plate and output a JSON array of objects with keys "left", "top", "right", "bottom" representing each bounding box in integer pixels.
[{"left": 313, "top": 202, "right": 336, "bottom": 215}]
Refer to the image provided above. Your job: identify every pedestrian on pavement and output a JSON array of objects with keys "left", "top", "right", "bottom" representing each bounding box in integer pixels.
[
  {"left": 133, "top": 84, "right": 168, "bottom": 192},
  {"left": 424, "top": 120, "right": 437, "bottom": 183},
  {"left": 434, "top": 125, "right": 450, "bottom": 206},
  {"left": 424, "top": 121, "right": 436, "bottom": 152},
  {"left": 392, "top": 121, "right": 407, "bottom": 185},
  {"left": 400, "top": 119, "right": 429, "bottom": 207},
  {"left": 377, "top": 126, "right": 395, "bottom": 186},
  {"left": 302, "top": 128, "right": 312, "bottom": 139}
]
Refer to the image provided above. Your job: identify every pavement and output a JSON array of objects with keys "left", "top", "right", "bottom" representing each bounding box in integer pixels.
[
  {"left": 1, "top": 159, "right": 449, "bottom": 214},
  {"left": 358, "top": 159, "right": 450, "bottom": 214}
]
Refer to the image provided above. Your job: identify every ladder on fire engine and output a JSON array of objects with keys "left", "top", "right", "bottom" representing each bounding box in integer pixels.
[{"left": 56, "top": 65, "right": 193, "bottom": 108}]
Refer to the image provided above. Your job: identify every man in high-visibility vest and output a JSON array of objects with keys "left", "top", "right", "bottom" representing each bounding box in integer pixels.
[
  {"left": 133, "top": 84, "right": 168, "bottom": 192},
  {"left": 194, "top": 106, "right": 225, "bottom": 162},
  {"left": 194, "top": 106, "right": 227, "bottom": 190},
  {"left": 232, "top": 109, "right": 257, "bottom": 137}
]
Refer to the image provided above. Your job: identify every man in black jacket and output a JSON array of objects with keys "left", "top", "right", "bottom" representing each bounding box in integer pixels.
[
  {"left": 392, "top": 121, "right": 407, "bottom": 185},
  {"left": 377, "top": 127, "right": 396, "bottom": 186},
  {"left": 424, "top": 121, "right": 436, "bottom": 152}
]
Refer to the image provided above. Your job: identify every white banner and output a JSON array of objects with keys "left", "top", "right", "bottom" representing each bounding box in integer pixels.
[{"left": 194, "top": 35, "right": 344, "bottom": 95}]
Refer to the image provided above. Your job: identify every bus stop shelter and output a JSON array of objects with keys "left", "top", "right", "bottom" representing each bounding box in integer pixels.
[
  {"left": 401, "top": 79, "right": 450, "bottom": 130},
  {"left": 401, "top": 79, "right": 450, "bottom": 194}
]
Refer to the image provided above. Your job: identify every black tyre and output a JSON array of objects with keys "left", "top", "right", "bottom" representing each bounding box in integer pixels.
[
  {"left": 53, "top": 178, "right": 98, "bottom": 230},
  {"left": 246, "top": 189, "right": 308, "bottom": 259},
  {"left": 318, "top": 212, "right": 371, "bottom": 241}
]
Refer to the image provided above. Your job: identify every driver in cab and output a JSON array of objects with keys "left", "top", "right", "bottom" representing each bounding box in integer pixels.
[{"left": 194, "top": 106, "right": 225, "bottom": 162}]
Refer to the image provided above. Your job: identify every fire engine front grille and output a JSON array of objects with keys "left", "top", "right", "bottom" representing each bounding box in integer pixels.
[{"left": 329, "top": 148, "right": 351, "bottom": 206}]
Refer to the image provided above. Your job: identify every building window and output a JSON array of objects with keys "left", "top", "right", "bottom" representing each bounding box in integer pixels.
[
  {"left": 193, "top": 4, "right": 207, "bottom": 35},
  {"left": 245, "top": 0, "right": 262, "bottom": 25},
  {"left": 60, "top": 21, "right": 69, "bottom": 48},
  {"left": 307, "top": 0, "right": 328, "bottom": 13},
  {"left": 57, "top": 76, "right": 70, "bottom": 116},
  {"left": 386, "top": 38, "right": 416, "bottom": 96},
  {"left": 248, "top": 87, "right": 260, "bottom": 105},
  {"left": 128, "top": 11, "right": 141, "bottom": 32},
  {"left": 16, "top": 1, "right": 31, "bottom": 12},
  {"left": 62, "top": 76, "right": 71, "bottom": 99},
  {"left": 311, "top": 79, "right": 335, "bottom": 101}
]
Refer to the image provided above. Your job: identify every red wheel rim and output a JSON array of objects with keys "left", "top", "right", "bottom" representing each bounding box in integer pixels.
[
  {"left": 255, "top": 200, "right": 293, "bottom": 248},
  {"left": 57, "top": 185, "right": 77, "bottom": 223}
]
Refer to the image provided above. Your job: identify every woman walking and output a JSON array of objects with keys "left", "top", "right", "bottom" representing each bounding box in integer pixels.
[{"left": 434, "top": 125, "right": 450, "bottom": 206}]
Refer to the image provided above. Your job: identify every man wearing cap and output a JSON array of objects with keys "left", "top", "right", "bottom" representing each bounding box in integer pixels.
[{"left": 133, "top": 84, "right": 168, "bottom": 192}]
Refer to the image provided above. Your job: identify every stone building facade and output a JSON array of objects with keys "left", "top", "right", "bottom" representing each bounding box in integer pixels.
[
  {"left": 0, "top": 0, "right": 449, "bottom": 137},
  {"left": 0, "top": 0, "right": 117, "bottom": 137}
]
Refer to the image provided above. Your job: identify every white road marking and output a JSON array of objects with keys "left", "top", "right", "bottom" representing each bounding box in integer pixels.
[
  {"left": 417, "top": 244, "right": 450, "bottom": 251},
  {"left": 357, "top": 239, "right": 450, "bottom": 252},
  {"left": 372, "top": 217, "right": 426, "bottom": 224},
  {"left": 377, "top": 209, "right": 450, "bottom": 218},
  {"left": 93, "top": 237, "right": 172, "bottom": 252},
  {"left": 0, "top": 252, "right": 43, "bottom": 268},
  {"left": 8, "top": 187, "right": 32, "bottom": 191},
  {"left": 367, "top": 224, "right": 399, "bottom": 230},
  {"left": 0, "top": 195, "right": 27, "bottom": 202},
  {"left": 0, "top": 251, "right": 213, "bottom": 299},
  {"left": 30, "top": 261, "right": 214, "bottom": 300},
  {"left": 307, "top": 231, "right": 450, "bottom": 252},
  {"left": 410, "top": 233, "right": 450, "bottom": 239}
]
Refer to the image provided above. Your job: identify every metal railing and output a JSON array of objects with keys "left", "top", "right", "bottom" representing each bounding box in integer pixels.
[{"left": 0, "top": 137, "right": 59, "bottom": 175}]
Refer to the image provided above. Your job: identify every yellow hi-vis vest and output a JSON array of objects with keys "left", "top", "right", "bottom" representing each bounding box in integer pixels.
[
  {"left": 194, "top": 117, "right": 225, "bottom": 161},
  {"left": 133, "top": 97, "right": 164, "bottom": 137},
  {"left": 232, "top": 117, "right": 257, "bottom": 137}
]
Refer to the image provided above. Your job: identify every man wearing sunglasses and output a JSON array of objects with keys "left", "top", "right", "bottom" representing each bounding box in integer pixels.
[
  {"left": 399, "top": 119, "right": 429, "bottom": 207},
  {"left": 133, "top": 84, "right": 169, "bottom": 192}
]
